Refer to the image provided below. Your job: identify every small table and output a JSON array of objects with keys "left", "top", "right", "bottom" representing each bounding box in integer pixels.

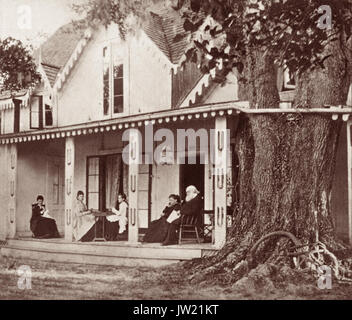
[{"left": 91, "top": 210, "right": 114, "bottom": 242}]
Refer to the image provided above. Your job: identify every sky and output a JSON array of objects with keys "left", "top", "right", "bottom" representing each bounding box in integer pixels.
[{"left": 0, "top": 0, "right": 84, "bottom": 46}]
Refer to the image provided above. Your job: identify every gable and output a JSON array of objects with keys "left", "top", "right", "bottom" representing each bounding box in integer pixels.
[
  {"left": 143, "top": 9, "right": 189, "bottom": 65},
  {"left": 41, "top": 63, "right": 60, "bottom": 87},
  {"left": 37, "top": 11, "right": 205, "bottom": 111},
  {"left": 39, "top": 22, "right": 86, "bottom": 89},
  {"left": 41, "top": 23, "right": 84, "bottom": 69}
]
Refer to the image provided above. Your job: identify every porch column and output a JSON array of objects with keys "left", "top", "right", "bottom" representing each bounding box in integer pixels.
[
  {"left": 0, "top": 145, "right": 8, "bottom": 240},
  {"left": 7, "top": 144, "right": 17, "bottom": 238},
  {"left": 128, "top": 129, "right": 140, "bottom": 243},
  {"left": 64, "top": 137, "right": 75, "bottom": 241},
  {"left": 347, "top": 121, "right": 352, "bottom": 245},
  {"left": 214, "top": 116, "right": 228, "bottom": 248}
]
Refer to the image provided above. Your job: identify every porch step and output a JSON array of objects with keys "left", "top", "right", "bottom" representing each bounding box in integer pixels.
[{"left": 1, "top": 239, "right": 218, "bottom": 268}]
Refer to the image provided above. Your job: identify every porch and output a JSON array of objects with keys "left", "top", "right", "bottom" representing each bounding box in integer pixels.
[
  {"left": 0, "top": 103, "right": 236, "bottom": 255},
  {"left": 1, "top": 237, "right": 218, "bottom": 267},
  {"left": 4, "top": 101, "right": 351, "bottom": 267}
]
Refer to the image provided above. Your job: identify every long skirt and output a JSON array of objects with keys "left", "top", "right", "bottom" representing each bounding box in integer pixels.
[
  {"left": 32, "top": 217, "right": 60, "bottom": 238},
  {"left": 143, "top": 217, "right": 169, "bottom": 243},
  {"left": 80, "top": 220, "right": 103, "bottom": 242},
  {"left": 105, "top": 221, "right": 129, "bottom": 241},
  {"left": 105, "top": 221, "right": 120, "bottom": 241},
  {"left": 163, "top": 220, "right": 180, "bottom": 244}
]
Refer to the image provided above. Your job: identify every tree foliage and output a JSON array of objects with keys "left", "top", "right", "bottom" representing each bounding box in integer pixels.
[
  {"left": 177, "top": 0, "right": 352, "bottom": 80},
  {"left": 71, "top": 0, "right": 164, "bottom": 38},
  {"left": 0, "top": 37, "right": 41, "bottom": 93}
]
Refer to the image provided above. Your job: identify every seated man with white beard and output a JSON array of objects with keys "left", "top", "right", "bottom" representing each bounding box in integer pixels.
[{"left": 162, "top": 185, "right": 203, "bottom": 246}]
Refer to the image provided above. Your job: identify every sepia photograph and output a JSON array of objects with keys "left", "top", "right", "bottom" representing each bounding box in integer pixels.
[{"left": 1, "top": 0, "right": 352, "bottom": 307}]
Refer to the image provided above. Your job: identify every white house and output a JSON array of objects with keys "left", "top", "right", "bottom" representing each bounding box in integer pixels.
[{"left": 0, "top": 10, "right": 351, "bottom": 266}]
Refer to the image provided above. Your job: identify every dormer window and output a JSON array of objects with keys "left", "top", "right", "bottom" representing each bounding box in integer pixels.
[
  {"left": 103, "top": 43, "right": 124, "bottom": 116},
  {"left": 103, "top": 47, "right": 110, "bottom": 115},
  {"left": 283, "top": 66, "right": 296, "bottom": 91},
  {"left": 30, "top": 95, "right": 53, "bottom": 129},
  {"left": 13, "top": 99, "right": 21, "bottom": 133},
  {"left": 45, "top": 104, "right": 53, "bottom": 126},
  {"left": 30, "top": 95, "right": 43, "bottom": 129},
  {"left": 113, "top": 62, "right": 123, "bottom": 113}
]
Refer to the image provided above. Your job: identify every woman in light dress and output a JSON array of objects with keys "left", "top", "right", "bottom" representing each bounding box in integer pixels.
[
  {"left": 72, "top": 190, "right": 96, "bottom": 242},
  {"left": 106, "top": 193, "right": 128, "bottom": 240}
]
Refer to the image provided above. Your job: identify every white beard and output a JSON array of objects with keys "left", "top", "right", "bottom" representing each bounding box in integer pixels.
[{"left": 185, "top": 193, "right": 197, "bottom": 202}]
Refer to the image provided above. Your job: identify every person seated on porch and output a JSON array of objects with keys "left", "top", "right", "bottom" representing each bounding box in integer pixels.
[
  {"left": 162, "top": 185, "right": 203, "bottom": 246},
  {"left": 30, "top": 195, "right": 60, "bottom": 239},
  {"left": 72, "top": 190, "right": 97, "bottom": 242},
  {"left": 106, "top": 193, "right": 128, "bottom": 241},
  {"left": 142, "top": 194, "right": 181, "bottom": 243}
]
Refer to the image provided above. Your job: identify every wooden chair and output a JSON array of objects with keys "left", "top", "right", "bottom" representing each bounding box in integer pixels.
[{"left": 178, "top": 214, "right": 201, "bottom": 245}]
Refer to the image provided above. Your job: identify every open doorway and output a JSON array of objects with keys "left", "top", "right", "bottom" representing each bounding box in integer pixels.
[
  {"left": 180, "top": 154, "right": 204, "bottom": 200},
  {"left": 86, "top": 154, "right": 127, "bottom": 211}
]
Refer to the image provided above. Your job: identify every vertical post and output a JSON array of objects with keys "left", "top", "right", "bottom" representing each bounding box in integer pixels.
[
  {"left": 128, "top": 129, "right": 140, "bottom": 243},
  {"left": 214, "top": 117, "right": 228, "bottom": 248},
  {"left": 204, "top": 162, "right": 213, "bottom": 211},
  {"left": 0, "top": 145, "right": 7, "bottom": 240},
  {"left": 13, "top": 99, "right": 21, "bottom": 133},
  {"left": 65, "top": 137, "right": 75, "bottom": 241},
  {"left": 8, "top": 144, "right": 17, "bottom": 238},
  {"left": 347, "top": 121, "right": 352, "bottom": 245}
]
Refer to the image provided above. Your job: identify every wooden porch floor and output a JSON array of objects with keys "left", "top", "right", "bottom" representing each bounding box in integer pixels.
[
  {"left": 14, "top": 236, "right": 215, "bottom": 248},
  {"left": 1, "top": 237, "right": 219, "bottom": 268}
]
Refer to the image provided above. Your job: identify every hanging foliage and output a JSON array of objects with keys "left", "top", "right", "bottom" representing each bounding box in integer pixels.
[{"left": 0, "top": 37, "right": 41, "bottom": 93}]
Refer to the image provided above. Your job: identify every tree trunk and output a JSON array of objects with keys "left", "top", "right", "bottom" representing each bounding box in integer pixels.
[{"left": 187, "top": 40, "right": 351, "bottom": 283}]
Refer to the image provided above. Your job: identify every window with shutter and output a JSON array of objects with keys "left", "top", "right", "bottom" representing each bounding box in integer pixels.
[
  {"left": 103, "top": 46, "right": 110, "bottom": 116},
  {"left": 30, "top": 95, "right": 43, "bottom": 129},
  {"left": 283, "top": 66, "right": 296, "bottom": 91},
  {"left": 102, "top": 43, "right": 124, "bottom": 116},
  {"left": 13, "top": 99, "right": 21, "bottom": 133},
  {"left": 45, "top": 104, "right": 53, "bottom": 126}
]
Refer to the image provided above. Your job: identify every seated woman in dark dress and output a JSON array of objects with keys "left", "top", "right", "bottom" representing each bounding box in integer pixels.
[
  {"left": 30, "top": 195, "right": 60, "bottom": 239},
  {"left": 143, "top": 194, "right": 181, "bottom": 243}
]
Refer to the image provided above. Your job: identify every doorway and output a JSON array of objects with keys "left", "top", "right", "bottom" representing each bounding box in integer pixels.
[
  {"left": 86, "top": 154, "right": 126, "bottom": 211},
  {"left": 180, "top": 154, "right": 204, "bottom": 199}
]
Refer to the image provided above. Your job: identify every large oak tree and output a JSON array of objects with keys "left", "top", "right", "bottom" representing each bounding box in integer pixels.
[{"left": 75, "top": 0, "right": 352, "bottom": 282}]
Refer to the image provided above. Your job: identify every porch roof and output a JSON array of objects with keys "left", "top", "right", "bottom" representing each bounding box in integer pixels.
[
  {"left": 0, "top": 89, "right": 31, "bottom": 110},
  {"left": 1, "top": 100, "right": 352, "bottom": 145}
]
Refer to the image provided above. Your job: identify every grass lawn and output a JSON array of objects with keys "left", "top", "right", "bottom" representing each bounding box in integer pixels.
[{"left": 1, "top": 255, "right": 352, "bottom": 300}]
